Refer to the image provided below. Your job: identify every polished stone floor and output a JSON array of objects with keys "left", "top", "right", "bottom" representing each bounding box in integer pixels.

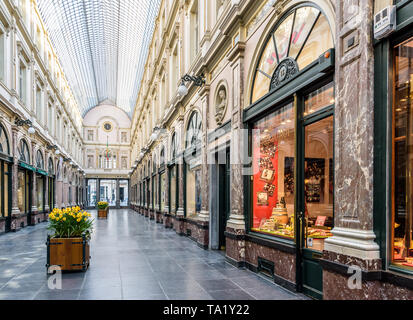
[{"left": 0, "top": 209, "right": 307, "bottom": 300}]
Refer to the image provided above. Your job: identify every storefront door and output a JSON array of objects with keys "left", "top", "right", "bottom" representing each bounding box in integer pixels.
[{"left": 297, "top": 99, "right": 334, "bottom": 299}]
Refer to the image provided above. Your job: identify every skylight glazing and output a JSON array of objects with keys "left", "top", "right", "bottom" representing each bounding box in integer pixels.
[{"left": 36, "top": 0, "right": 161, "bottom": 116}]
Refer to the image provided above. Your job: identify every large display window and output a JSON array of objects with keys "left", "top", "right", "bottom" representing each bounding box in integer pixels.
[
  {"left": 392, "top": 36, "right": 413, "bottom": 270},
  {"left": 119, "top": 180, "right": 129, "bottom": 206},
  {"left": 303, "top": 116, "right": 334, "bottom": 252},
  {"left": 87, "top": 179, "right": 97, "bottom": 207},
  {"left": 160, "top": 172, "right": 166, "bottom": 212},
  {"left": 0, "top": 125, "right": 10, "bottom": 222},
  {"left": 17, "top": 170, "right": 30, "bottom": 214},
  {"left": 186, "top": 163, "right": 202, "bottom": 219},
  {"left": 36, "top": 175, "right": 44, "bottom": 212},
  {"left": 170, "top": 166, "right": 177, "bottom": 214},
  {"left": 251, "top": 103, "right": 295, "bottom": 239}
]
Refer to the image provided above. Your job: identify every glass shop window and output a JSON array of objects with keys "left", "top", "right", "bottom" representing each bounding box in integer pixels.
[
  {"left": 392, "top": 37, "right": 413, "bottom": 270},
  {"left": 186, "top": 163, "right": 201, "bottom": 219},
  {"left": 251, "top": 103, "right": 295, "bottom": 239},
  {"left": 304, "top": 116, "right": 334, "bottom": 252},
  {"left": 37, "top": 175, "right": 44, "bottom": 212},
  {"left": 170, "top": 166, "right": 177, "bottom": 214},
  {"left": 160, "top": 172, "right": 166, "bottom": 212}
]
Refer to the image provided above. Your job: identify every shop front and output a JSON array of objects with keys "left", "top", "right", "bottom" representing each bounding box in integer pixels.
[
  {"left": 17, "top": 140, "right": 32, "bottom": 227},
  {"left": 48, "top": 158, "right": 55, "bottom": 212},
  {"left": 159, "top": 150, "right": 167, "bottom": 224},
  {"left": 166, "top": 133, "right": 178, "bottom": 228},
  {"left": 0, "top": 124, "right": 12, "bottom": 233},
  {"left": 225, "top": 3, "right": 336, "bottom": 299},
  {"left": 35, "top": 150, "right": 47, "bottom": 223},
  {"left": 150, "top": 159, "right": 156, "bottom": 220},
  {"left": 184, "top": 111, "right": 208, "bottom": 247}
]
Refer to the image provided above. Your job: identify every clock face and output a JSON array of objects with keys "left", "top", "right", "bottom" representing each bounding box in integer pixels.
[{"left": 103, "top": 122, "right": 112, "bottom": 132}]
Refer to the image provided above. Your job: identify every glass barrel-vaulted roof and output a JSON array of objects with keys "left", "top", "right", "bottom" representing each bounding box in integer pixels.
[{"left": 36, "top": 0, "right": 161, "bottom": 116}]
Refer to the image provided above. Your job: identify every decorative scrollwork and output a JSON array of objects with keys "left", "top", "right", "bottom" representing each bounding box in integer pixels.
[{"left": 270, "top": 57, "right": 299, "bottom": 91}]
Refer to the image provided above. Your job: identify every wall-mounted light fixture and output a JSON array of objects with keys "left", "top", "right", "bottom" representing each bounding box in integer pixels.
[
  {"left": 177, "top": 74, "right": 206, "bottom": 97},
  {"left": 150, "top": 126, "right": 161, "bottom": 141},
  {"left": 15, "top": 118, "right": 35, "bottom": 134}
]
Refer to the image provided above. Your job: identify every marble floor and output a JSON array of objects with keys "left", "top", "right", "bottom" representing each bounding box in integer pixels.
[{"left": 0, "top": 209, "right": 307, "bottom": 300}]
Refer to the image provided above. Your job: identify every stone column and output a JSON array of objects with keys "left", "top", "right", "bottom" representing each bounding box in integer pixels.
[
  {"left": 324, "top": 0, "right": 380, "bottom": 262},
  {"left": 225, "top": 41, "right": 246, "bottom": 264},
  {"left": 10, "top": 128, "right": 21, "bottom": 231},
  {"left": 30, "top": 142, "right": 38, "bottom": 225},
  {"left": 176, "top": 160, "right": 185, "bottom": 217},
  {"left": 44, "top": 172, "right": 49, "bottom": 214},
  {"left": 96, "top": 179, "right": 100, "bottom": 207},
  {"left": 198, "top": 84, "right": 210, "bottom": 222}
]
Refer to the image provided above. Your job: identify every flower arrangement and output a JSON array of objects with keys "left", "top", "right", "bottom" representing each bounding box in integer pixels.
[
  {"left": 48, "top": 207, "right": 93, "bottom": 239},
  {"left": 97, "top": 201, "right": 109, "bottom": 210}
]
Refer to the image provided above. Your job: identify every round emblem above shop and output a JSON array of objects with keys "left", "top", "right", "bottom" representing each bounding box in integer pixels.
[
  {"left": 270, "top": 58, "right": 299, "bottom": 91},
  {"left": 103, "top": 122, "right": 113, "bottom": 132}
]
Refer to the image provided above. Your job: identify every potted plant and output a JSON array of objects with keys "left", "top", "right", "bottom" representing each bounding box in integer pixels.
[
  {"left": 97, "top": 201, "right": 109, "bottom": 218},
  {"left": 46, "top": 207, "right": 93, "bottom": 272}
]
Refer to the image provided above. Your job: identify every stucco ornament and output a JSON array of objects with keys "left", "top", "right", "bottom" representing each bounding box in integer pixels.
[{"left": 215, "top": 88, "right": 227, "bottom": 126}]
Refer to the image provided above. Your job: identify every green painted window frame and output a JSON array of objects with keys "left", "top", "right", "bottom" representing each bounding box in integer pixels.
[{"left": 373, "top": 1, "right": 413, "bottom": 274}]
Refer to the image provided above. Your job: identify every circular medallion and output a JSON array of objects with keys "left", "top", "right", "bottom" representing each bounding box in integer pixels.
[{"left": 103, "top": 122, "right": 113, "bottom": 132}]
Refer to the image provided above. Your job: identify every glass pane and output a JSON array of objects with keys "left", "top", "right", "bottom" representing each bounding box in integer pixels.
[
  {"left": 304, "top": 82, "right": 335, "bottom": 116},
  {"left": 296, "top": 14, "right": 333, "bottom": 70},
  {"left": 252, "top": 71, "right": 271, "bottom": 103},
  {"left": 304, "top": 116, "right": 334, "bottom": 252},
  {"left": 274, "top": 13, "right": 294, "bottom": 62},
  {"left": 100, "top": 180, "right": 117, "bottom": 206},
  {"left": 257, "top": 38, "right": 278, "bottom": 77},
  {"left": 17, "top": 171, "right": 25, "bottom": 213},
  {"left": 251, "top": 103, "right": 295, "bottom": 239},
  {"left": 289, "top": 7, "right": 319, "bottom": 60},
  {"left": 88, "top": 179, "right": 97, "bottom": 207},
  {"left": 4, "top": 163, "right": 8, "bottom": 217},
  {"left": 170, "top": 166, "right": 176, "bottom": 214},
  {"left": 393, "top": 37, "right": 413, "bottom": 269},
  {"left": 37, "top": 176, "right": 44, "bottom": 211},
  {"left": 119, "top": 180, "right": 129, "bottom": 206},
  {"left": 186, "top": 165, "right": 201, "bottom": 219},
  {"left": 160, "top": 172, "right": 166, "bottom": 212}
]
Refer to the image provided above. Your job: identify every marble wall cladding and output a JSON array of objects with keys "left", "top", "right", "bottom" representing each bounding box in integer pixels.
[
  {"left": 226, "top": 237, "right": 246, "bottom": 263},
  {"left": 185, "top": 220, "right": 209, "bottom": 248},
  {"left": 11, "top": 214, "right": 28, "bottom": 232},
  {"left": 172, "top": 216, "right": 185, "bottom": 235},
  {"left": 245, "top": 241, "right": 296, "bottom": 283},
  {"left": 324, "top": 270, "right": 413, "bottom": 300},
  {"left": 149, "top": 210, "right": 155, "bottom": 220},
  {"left": 155, "top": 211, "right": 163, "bottom": 224},
  {"left": 0, "top": 220, "right": 5, "bottom": 234},
  {"left": 323, "top": 251, "right": 382, "bottom": 271},
  {"left": 334, "top": 0, "right": 375, "bottom": 231},
  {"left": 163, "top": 214, "right": 173, "bottom": 228},
  {"left": 30, "top": 212, "right": 40, "bottom": 225}
]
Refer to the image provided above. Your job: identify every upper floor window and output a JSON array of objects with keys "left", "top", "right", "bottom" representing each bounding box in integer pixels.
[
  {"left": 48, "top": 158, "right": 54, "bottom": 175},
  {"left": 251, "top": 5, "right": 333, "bottom": 103},
  {"left": 36, "top": 85, "right": 42, "bottom": 122},
  {"left": 19, "top": 60, "right": 27, "bottom": 104},
  {"left": 0, "top": 29, "right": 5, "bottom": 82},
  {"left": 36, "top": 150, "right": 44, "bottom": 169},
  {"left": 190, "top": 0, "right": 199, "bottom": 63},
  {"left": 18, "top": 140, "right": 30, "bottom": 163},
  {"left": 121, "top": 132, "right": 127, "bottom": 143},
  {"left": 87, "top": 130, "right": 94, "bottom": 141},
  {"left": 186, "top": 111, "right": 202, "bottom": 149}
]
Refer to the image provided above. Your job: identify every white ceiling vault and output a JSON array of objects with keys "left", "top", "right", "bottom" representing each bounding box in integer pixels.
[{"left": 36, "top": 0, "right": 161, "bottom": 117}]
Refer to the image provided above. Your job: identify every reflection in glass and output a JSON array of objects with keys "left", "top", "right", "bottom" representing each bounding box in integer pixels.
[
  {"left": 274, "top": 14, "right": 293, "bottom": 62},
  {"left": 119, "top": 180, "right": 129, "bottom": 206},
  {"left": 251, "top": 103, "right": 295, "bottom": 239},
  {"left": 100, "top": 180, "right": 117, "bottom": 206},
  {"left": 17, "top": 171, "right": 28, "bottom": 214},
  {"left": 296, "top": 14, "right": 333, "bottom": 70},
  {"left": 304, "top": 116, "right": 334, "bottom": 252},
  {"left": 37, "top": 175, "right": 44, "bottom": 212},
  {"left": 186, "top": 164, "right": 201, "bottom": 219},
  {"left": 87, "top": 179, "right": 97, "bottom": 207},
  {"left": 160, "top": 172, "right": 166, "bottom": 212},
  {"left": 392, "top": 37, "right": 413, "bottom": 270},
  {"left": 304, "top": 82, "right": 335, "bottom": 116},
  {"left": 170, "top": 166, "right": 177, "bottom": 214}
]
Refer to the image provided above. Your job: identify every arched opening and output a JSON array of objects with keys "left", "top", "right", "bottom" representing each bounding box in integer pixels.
[{"left": 0, "top": 124, "right": 11, "bottom": 230}]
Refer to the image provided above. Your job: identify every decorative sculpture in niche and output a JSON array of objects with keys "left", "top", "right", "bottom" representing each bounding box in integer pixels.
[{"left": 215, "top": 87, "right": 227, "bottom": 126}]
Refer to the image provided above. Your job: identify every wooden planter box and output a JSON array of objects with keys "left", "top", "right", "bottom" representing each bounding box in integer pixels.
[
  {"left": 98, "top": 208, "right": 109, "bottom": 218},
  {"left": 46, "top": 235, "right": 90, "bottom": 272}
]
